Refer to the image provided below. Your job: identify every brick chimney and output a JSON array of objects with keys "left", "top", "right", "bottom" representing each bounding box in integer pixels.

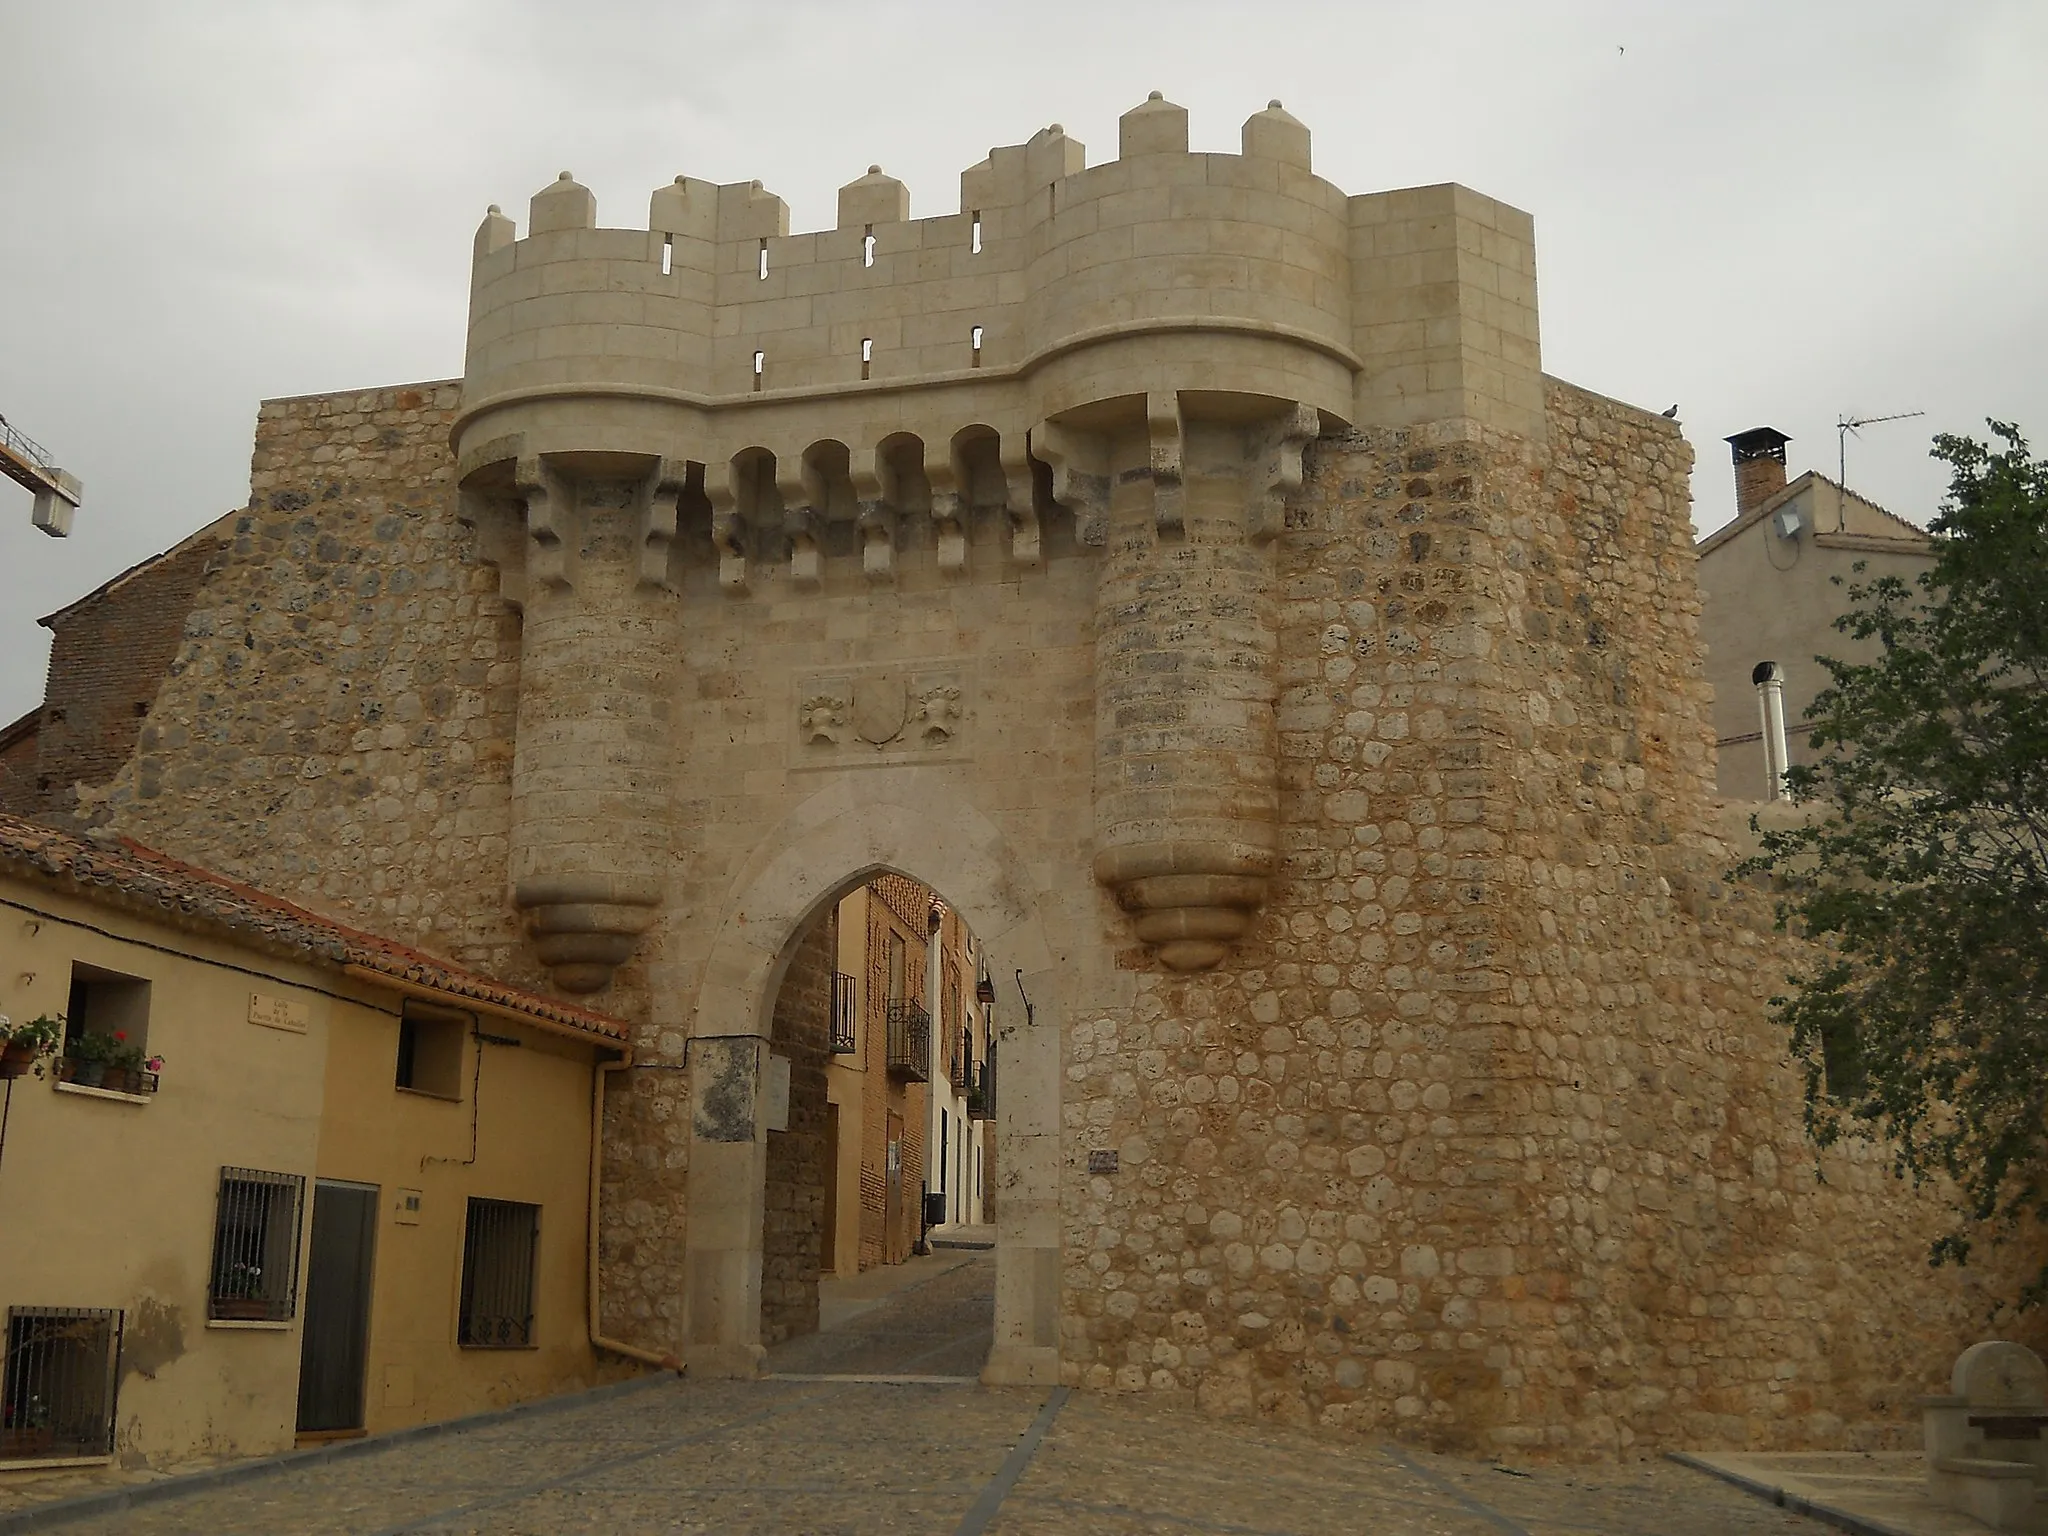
[{"left": 1726, "top": 427, "right": 1790, "bottom": 519}]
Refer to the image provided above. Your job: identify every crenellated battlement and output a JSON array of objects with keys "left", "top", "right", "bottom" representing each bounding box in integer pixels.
[
  {"left": 452, "top": 96, "right": 1553, "bottom": 985},
  {"left": 455, "top": 94, "right": 1543, "bottom": 488}
]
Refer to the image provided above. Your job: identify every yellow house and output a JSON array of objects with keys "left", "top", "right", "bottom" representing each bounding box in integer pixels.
[{"left": 0, "top": 812, "right": 645, "bottom": 1476}]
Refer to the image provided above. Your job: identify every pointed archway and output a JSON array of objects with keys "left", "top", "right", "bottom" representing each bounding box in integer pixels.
[{"left": 679, "top": 771, "right": 1061, "bottom": 1386}]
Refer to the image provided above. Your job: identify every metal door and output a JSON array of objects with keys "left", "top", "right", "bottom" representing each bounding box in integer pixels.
[{"left": 296, "top": 1180, "right": 378, "bottom": 1433}]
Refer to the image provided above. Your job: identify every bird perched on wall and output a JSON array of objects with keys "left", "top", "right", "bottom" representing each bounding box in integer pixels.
[{"left": 1661, "top": 405, "right": 1679, "bottom": 418}]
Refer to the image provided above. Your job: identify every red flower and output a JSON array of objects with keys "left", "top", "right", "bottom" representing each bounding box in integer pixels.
[{"left": 114, "top": 1031, "right": 127, "bottom": 1042}]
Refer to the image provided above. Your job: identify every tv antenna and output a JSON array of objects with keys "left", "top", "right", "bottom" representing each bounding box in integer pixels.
[{"left": 1836, "top": 409, "right": 1925, "bottom": 499}]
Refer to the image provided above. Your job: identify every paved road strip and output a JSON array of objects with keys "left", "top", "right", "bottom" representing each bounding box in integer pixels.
[
  {"left": 0, "top": 1371, "right": 678, "bottom": 1534},
  {"left": 363, "top": 1382, "right": 843, "bottom": 1536},
  {"left": 1666, "top": 1452, "right": 1922, "bottom": 1536},
  {"left": 1381, "top": 1444, "right": 1533, "bottom": 1536},
  {"left": 774, "top": 1384, "right": 983, "bottom": 1392},
  {"left": 952, "top": 1385, "right": 1070, "bottom": 1536}
]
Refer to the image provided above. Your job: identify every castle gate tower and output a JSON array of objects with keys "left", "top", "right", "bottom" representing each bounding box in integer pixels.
[
  {"left": 167, "top": 86, "right": 1993, "bottom": 1444},
  {"left": 451, "top": 95, "right": 1461, "bottom": 1381}
]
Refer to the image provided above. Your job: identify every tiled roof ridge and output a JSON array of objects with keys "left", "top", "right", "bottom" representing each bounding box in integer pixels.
[
  {"left": 1697, "top": 469, "right": 1933, "bottom": 555},
  {"left": 0, "top": 812, "right": 626, "bottom": 1042},
  {"left": 36, "top": 521, "right": 234, "bottom": 630},
  {"left": 1801, "top": 469, "right": 1931, "bottom": 541}
]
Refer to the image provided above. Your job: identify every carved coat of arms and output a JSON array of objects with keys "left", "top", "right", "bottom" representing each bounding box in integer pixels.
[{"left": 852, "top": 675, "right": 908, "bottom": 746}]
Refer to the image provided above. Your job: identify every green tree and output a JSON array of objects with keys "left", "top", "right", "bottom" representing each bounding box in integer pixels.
[{"left": 1745, "top": 422, "right": 2048, "bottom": 1297}]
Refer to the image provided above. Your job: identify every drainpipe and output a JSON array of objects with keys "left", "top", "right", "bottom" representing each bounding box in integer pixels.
[
  {"left": 1753, "top": 661, "right": 1790, "bottom": 802},
  {"left": 588, "top": 1055, "right": 684, "bottom": 1373}
]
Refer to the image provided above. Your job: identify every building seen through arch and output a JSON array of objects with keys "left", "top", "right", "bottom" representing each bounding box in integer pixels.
[{"left": 761, "top": 874, "right": 993, "bottom": 1347}]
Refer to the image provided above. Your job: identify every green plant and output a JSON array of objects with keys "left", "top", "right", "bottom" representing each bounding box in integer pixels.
[
  {"left": 220, "top": 1262, "right": 265, "bottom": 1300},
  {"left": 2, "top": 1393, "right": 51, "bottom": 1431},
  {"left": 1742, "top": 421, "right": 2048, "bottom": 1302},
  {"left": 0, "top": 1013, "right": 65, "bottom": 1078},
  {"left": 63, "top": 1029, "right": 115, "bottom": 1065},
  {"left": 103, "top": 1031, "right": 147, "bottom": 1073}
]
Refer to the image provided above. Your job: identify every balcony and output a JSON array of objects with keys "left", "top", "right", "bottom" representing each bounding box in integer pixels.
[
  {"left": 949, "top": 1030, "right": 971, "bottom": 1092},
  {"left": 967, "top": 1052, "right": 995, "bottom": 1121},
  {"left": 831, "top": 973, "right": 857, "bottom": 1055},
  {"left": 886, "top": 1001, "right": 930, "bottom": 1082}
]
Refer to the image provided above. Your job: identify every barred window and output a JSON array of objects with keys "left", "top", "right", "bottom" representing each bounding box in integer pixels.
[
  {"left": 830, "top": 972, "right": 857, "bottom": 1054},
  {"left": 459, "top": 1199, "right": 539, "bottom": 1348},
  {"left": 208, "top": 1168, "right": 306, "bottom": 1322},
  {"left": 1, "top": 1308, "right": 121, "bottom": 1462}
]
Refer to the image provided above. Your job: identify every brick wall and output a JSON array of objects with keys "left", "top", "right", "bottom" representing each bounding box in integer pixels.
[
  {"left": 762, "top": 907, "right": 833, "bottom": 1344},
  {"left": 22, "top": 532, "right": 227, "bottom": 823},
  {"left": 861, "top": 875, "right": 931, "bottom": 1267},
  {"left": 0, "top": 713, "right": 37, "bottom": 817}
]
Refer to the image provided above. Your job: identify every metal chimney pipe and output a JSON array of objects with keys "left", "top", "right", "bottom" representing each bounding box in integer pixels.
[{"left": 1752, "top": 661, "right": 1790, "bottom": 801}]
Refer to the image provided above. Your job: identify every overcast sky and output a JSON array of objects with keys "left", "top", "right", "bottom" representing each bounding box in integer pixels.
[{"left": 1, "top": 0, "right": 2042, "bottom": 724}]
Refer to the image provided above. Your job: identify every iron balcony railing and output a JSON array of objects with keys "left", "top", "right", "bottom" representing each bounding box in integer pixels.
[
  {"left": 950, "top": 1027, "right": 972, "bottom": 1091},
  {"left": 885, "top": 1000, "right": 930, "bottom": 1082},
  {"left": 968, "top": 1045, "right": 996, "bottom": 1121},
  {"left": 830, "top": 973, "right": 857, "bottom": 1054}
]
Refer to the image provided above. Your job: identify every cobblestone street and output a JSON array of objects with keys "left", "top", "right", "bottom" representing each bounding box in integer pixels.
[{"left": 5, "top": 1253, "right": 1832, "bottom": 1535}]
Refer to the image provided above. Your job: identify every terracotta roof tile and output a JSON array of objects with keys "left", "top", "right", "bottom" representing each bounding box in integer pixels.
[{"left": 0, "top": 811, "right": 627, "bottom": 1044}]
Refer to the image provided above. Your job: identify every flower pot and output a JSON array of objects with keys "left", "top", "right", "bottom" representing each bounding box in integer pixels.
[
  {"left": 0, "top": 1426, "right": 54, "bottom": 1458},
  {"left": 68, "top": 1059, "right": 105, "bottom": 1089},
  {"left": 0, "top": 1042, "right": 36, "bottom": 1080},
  {"left": 99, "top": 1066, "right": 133, "bottom": 1095}
]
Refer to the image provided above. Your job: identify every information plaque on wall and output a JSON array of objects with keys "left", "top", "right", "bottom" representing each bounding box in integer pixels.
[{"left": 248, "top": 992, "right": 310, "bottom": 1033}]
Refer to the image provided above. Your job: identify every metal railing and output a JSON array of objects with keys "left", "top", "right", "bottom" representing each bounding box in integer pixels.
[
  {"left": 886, "top": 1000, "right": 930, "bottom": 1082},
  {"left": 1, "top": 1307, "right": 121, "bottom": 1461},
  {"left": 0, "top": 414, "right": 54, "bottom": 476},
  {"left": 831, "top": 972, "right": 857, "bottom": 1054},
  {"left": 950, "top": 1028, "right": 972, "bottom": 1091},
  {"left": 967, "top": 1052, "right": 995, "bottom": 1120}
]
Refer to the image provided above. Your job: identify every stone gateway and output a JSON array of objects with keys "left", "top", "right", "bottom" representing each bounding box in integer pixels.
[{"left": 51, "top": 96, "right": 2042, "bottom": 1453}]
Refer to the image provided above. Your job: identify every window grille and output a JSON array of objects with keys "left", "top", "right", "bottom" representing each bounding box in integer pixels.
[
  {"left": 459, "top": 1198, "right": 539, "bottom": 1348},
  {"left": 1, "top": 1308, "right": 121, "bottom": 1461},
  {"left": 830, "top": 972, "right": 857, "bottom": 1055},
  {"left": 208, "top": 1167, "right": 306, "bottom": 1322}
]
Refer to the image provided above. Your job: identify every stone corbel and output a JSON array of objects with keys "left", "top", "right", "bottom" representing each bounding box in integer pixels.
[
  {"left": 926, "top": 442, "right": 969, "bottom": 575},
  {"left": 849, "top": 446, "right": 897, "bottom": 584},
  {"left": 638, "top": 458, "right": 687, "bottom": 593},
  {"left": 457, "top": 489, "right": 530, "bottom": 613},
  {"left": 515, "top": 456, "right": 574, "bottom": 595},
  {"left": 705, "top": 458, "right": 750, "bottom": 594},
  {"left": 776, "top": 459, "right": 823, "bottom": 591},
  {"left": 1032, "top": 419, "right": 1109, "bottom": 548},
  {"left": 999, "top": 435, "right": 1041, "bottom": 568},
  {"left": 1147, "top": 391, "right": 1185, "bottom": 536},
  {"left": 1247, "top": 402, "right": 1322, "bottom": 543},
  {"left": 514, "top": 874, "right": 664, "bottom": 994}
]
